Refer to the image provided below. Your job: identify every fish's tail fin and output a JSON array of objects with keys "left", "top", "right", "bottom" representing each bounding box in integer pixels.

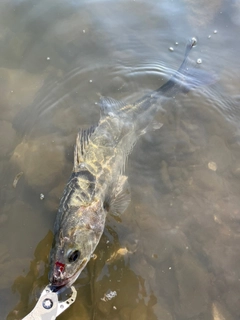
[{"left": 156, "top": 37, "right": 216, "bottom": 97}]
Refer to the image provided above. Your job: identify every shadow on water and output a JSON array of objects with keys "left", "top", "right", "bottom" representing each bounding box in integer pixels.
[{"left": 1, "top": 0, "right": 240, "bottom": 319}]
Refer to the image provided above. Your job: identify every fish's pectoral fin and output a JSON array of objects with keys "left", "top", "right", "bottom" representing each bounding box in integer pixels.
[
  {"left": 104, "top": 175, "right": 131, "bottom": 216},
  {"left": 98, "top": 96, "right": 126, "bottom": 116},
  {"left": 74, "top": 125, "right": 97, "bottom": 170},
  {"left": 140, "top": 120, "right": 163, "bottom": 135},
  {"left": 151, "top": 121, "right": 163, "bottom": 130}
]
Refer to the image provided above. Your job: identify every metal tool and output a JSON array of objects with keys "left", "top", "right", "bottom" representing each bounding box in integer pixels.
[{"left": 22, "top": 285, "right": 77, "bottom": 319}]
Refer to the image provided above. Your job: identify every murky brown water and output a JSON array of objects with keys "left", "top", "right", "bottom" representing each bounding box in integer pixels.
[{"left": 1, "top": 0, "right": 240, "bottom": 319}]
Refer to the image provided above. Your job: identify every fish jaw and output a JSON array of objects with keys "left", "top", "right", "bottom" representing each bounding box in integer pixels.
[
  {"left": 49, "top": 263, "right": 83, "bottom": 289},
  {"left": 49, "top": 255, "right": 90, "bottom": 288}
]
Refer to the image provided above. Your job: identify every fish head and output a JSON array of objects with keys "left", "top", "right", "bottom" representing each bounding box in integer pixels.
[{"left": 48, "top": 202, "right": 105, "bottom": 289}]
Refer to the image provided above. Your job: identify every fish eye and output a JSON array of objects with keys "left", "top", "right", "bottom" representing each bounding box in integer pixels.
[{"left": 68, "top": 250, "right": 81, "bottom": 263}]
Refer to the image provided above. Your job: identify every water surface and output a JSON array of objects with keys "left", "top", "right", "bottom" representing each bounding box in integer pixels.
[{"left": 0, "top": 0, "right": 240, "bottom": 319}]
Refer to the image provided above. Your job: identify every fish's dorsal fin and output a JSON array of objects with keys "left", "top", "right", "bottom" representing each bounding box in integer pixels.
[
  {"left": 104, "top": 175, "right": 131, "bottom": 216},
  {"left": 99, "top": 96, "right": 126, "bottom": 116},
  {"left": 74, "top": 125, "right": 96, "bottom": 170}
]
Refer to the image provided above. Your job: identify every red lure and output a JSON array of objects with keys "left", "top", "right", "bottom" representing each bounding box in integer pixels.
[{"left": 55, "top": 261, "right": 65, "bottom": 273}]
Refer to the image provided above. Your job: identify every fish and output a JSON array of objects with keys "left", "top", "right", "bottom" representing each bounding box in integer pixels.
[{"left": 48, "top": 38, "right": 213, "bottom": 289}]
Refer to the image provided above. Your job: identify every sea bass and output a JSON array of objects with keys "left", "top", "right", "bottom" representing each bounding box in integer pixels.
[{"left": 49, "top": 38, "right": 211, "bottom": 288}]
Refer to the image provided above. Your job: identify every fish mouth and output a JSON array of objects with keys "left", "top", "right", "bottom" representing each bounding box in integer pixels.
[
  {"left": 49, "top": 270, "right": 81, "bottom": 291},
  {"left": 49, "top": 258, "right": 88, "bottom": 291}
]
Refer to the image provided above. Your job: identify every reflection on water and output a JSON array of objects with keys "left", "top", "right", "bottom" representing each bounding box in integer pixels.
[{"left": 0, "top": 0, "right": 240, "bottom": 319}]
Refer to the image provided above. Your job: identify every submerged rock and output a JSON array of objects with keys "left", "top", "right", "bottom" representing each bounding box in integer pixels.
[
  {"left": 119, "top": 307, "right": 132, "bottom": 320},
  {"left": 193, "top": 168, "right": 225, "bottom": 193},
  {"left": 160, "top": 160, "right": 173, "bottom": 192},
  {"left": 152, "top": 301, "right": 173, "bottom": 320},
  {"left": 0, "top": 258, "right": 30, "bottom": 290},
  {"left": 212, "top": 301, "right": 235, "bottom": 320},
  {"left": 2, "top": 200, "right": 46, "bottom": 257},
  {"left": 131, "top": 304, "right": 148, "bottom": 320},
  {"left": 0, "top": 68, "right": 47, "bottom": 122},
  {"left": 231, "top": 161, "right": 240, "bottom": 178},
  {"left": 172, "top": 252, "right": 210, "bottom": 318},
  {"left": 206, "top": 136, "right": 232, "bottom": 172},
  {"left": 0, "top": 120, "right": 17, "bottom": 158},
  {"left": 11, "top": 135, "right": 66, "bottom": 191},
  {"left": 224, "top": 284, "right": 240, "bottom": 318},
  {"left": 208, "top": 161, "right": 217, "bottom": 171},
  {"left": 69, "top": 303, "right": 90, "bottom": 320},
  {"left": 45, "top": 181, "right": 66, "bottom": 212},
  {"left": 0, "top": 243, "right": 30, "bottom": 290}
]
